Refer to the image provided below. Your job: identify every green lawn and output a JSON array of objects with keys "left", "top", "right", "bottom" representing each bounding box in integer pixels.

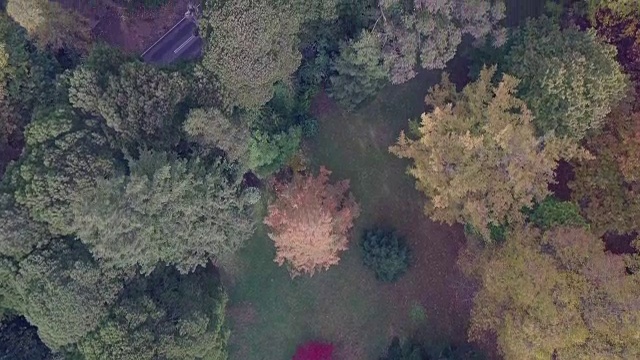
[
  {"left": 227, "top": 2, "right": 547, "bottom": 359},
  {"left": 227, "top": 70, "right": 472, "bottom": 360}
]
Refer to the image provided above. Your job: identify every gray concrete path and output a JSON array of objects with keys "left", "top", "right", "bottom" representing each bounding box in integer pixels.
[{"left": 141, "top": 17, "right": 202, "bottom": 65}]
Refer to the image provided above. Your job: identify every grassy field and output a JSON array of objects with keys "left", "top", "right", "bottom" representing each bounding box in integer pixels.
[
  {"left": 226, "top": 70, "right": 473, "bottom": 360},
  {"left": 227, "top": 2, "right": 547, "bottom": 359}
]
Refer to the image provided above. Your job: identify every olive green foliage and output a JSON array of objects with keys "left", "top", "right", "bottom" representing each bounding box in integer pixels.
[
  {"left": 375, "top": 0, "right": 506, "bottom": 84},
  {"left": 467, "top": 226, "right": 640, "bottom": 359},
  {"left": 68, "top": 61, "right": 188, "bottom": 149},
  {"left": 390, "top": 67, "right": 588, "bottom": 240},
  {"left": 77, "top": 266, "right": 229, "bottom": 360},
  {"left": 361, "top": 228, "right": 410, "bottom": 282},
  {"left": 200, "top": 0, "right": 302, "bottom": 109},
  {"left": 70, "top": 150, "right": 258, "bottom": 274},
  {"left": 183, "top": 107, "right": 251, "bottom": 163},
  {"left": 586, "top": 0, "right": 639, "bottom": 19},
  {"left": 8, "top": 239, "right": 126, "bottom": 350},
  {"left": 248, "top": 126, "right": 302, "bottom": 176},
  {"left": 0, "top": 194, "right": 48, "bottom": 259},
  {"left": 6, "top": 0, "right": 92, "bottom": 52},
  {"left": 7, "top": 107, "right": 118, "bottom": 235},
  {"left": 505, "top": 16, "right": 627, "bottom": 139},
  {"left": 527, "top": 196, "right": 587, "bottom": 230},
  {"left": 330, "top": 30, "right": 388, "bottom": 110}
]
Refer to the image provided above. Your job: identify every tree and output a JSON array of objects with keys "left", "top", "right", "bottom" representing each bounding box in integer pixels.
[
  {"left": 390, "top": 67, "right": 587, "bottom": 239},
  {"left": 183, "top": 107, "right": 250, "bottom": 163},
  {"left": 526, "top": 196, "right": 587, "bottom": 230},
  {"left": 570, "top": 103, "right": 640, "bottom": 236},
  {"left": 70, "top": 150, "right": 258, "bottom": 274},
  {"left": 68, "top": 61, "right": 188, "bottom": 149},
  {"left": 505, "top": 16, "right": 627, "bottom": 139},
  {"left": 360, "top": 228, "right": 410, "bottom": 282},
  {"left": 248, "top": 126, "right": 302, "bottom": 176},
  {"left": 586, "top": 0, "right": 639, "bottom": 20},
  {"left": 0, "top": 315, "right": 55, "bottom": 360},
  {"left": 372, "top": 0, "right": 506, "bottom": 84},
  {"left": 380, "top": 337, "right": 424, "bottom": 360},
  {"left": 7, "top": 106, "right": 119, "bottom": 235},
  {"left": 264, "top": 167, "right": 360, "bottom": 277},
  {"left": 0, "top": 194, "right": 49, "bottom": 259},
  {"left": 7, "top": 239, "right": 126, "bottom": 350},
  {"left": 77, "top": 265, "right": 228, "bottom": 360},
  {"left": 293, "top": 341, "right": 334, "bottom": 360},
  {"left": 6, "top": 0, "right": 91, "bottom": 52},
  {"left": 465, "top": 225, "right": 640, "bottom": 360},
  {"left": 329, "top": 31, "right": 388, "bottom": 110},
  {"left": 200, "top": 0, "right": 302, "bottom": 109}
]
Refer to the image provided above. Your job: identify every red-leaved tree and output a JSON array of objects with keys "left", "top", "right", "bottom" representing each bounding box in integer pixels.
[
  {"left": 264, "top": 166, "right": 359, "bottom": 277},
  {"left": 292, "top": 341, "right": 334, "bottom": 360}
]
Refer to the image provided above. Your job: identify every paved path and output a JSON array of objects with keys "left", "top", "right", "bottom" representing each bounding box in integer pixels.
[{"left": 141, "top": 17, "right": 202, "bottom": 65}]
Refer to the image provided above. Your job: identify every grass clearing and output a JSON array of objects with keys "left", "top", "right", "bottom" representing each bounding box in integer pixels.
[
  {"left": 227, "top": 3, "right": 547, "bottom": 358},
  {"left": 227, "top": 70, "right": 472, "bottom": 360}
]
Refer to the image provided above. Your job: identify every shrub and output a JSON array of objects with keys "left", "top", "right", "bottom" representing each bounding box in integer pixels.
[
  {"left": 292, "top": 341, "right": 334, "bottom": 360},
  {"left": 527, "top": 196, "right": 587, "bottom": 230},
  {"left": 361, "top": 228, "right": 410, "bottom": 282}
]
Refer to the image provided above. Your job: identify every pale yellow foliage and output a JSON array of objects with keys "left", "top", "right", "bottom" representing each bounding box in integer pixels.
[{"left": 390, "top": 67, "right": 589, "bottom": 239}]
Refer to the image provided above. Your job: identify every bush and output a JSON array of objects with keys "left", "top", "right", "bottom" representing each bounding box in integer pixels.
[
  {"left": 292, "top": 341, "right": 334, "bottom": 360},
  {"left": 527, "top": 196, "right": 587, "bottom": 230},
  {"left": 361, "top": 228, "right": 410, "bottom": 282}
]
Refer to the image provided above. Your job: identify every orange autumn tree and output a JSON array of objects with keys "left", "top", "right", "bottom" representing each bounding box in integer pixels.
[{"left": 264, "top": 167, "right": 359, "bottom": 277}]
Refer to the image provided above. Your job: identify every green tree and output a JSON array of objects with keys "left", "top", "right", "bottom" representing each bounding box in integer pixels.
[
  {"left": 505, "top": 16, "right": 627, "bottom": 139},
  {"left": 389, "top": 67, "right": 586, "bottom": 239},
  {"left": 380, "top": 337, "right": 424, "bottom": 360},
  {"left": 68, "top": 61, "right": 188, "bottom": 149},
  {"left": 248, "top": 126, "right": 302, "bottom": 176},
  {"left": 200, "top": 0, "right": 302, "bottom": 109},
  {"left": 7, "top": 239, "right": 126, "bottom": 350},
  {"left": 329, "top": 30, "right": 388, "bottom": 111},
  {"left": 374, "top": 0, "right": 506, "bottom": 84},
  {"left": 7, "top": 106, "right": 119, "bottom": 235},
  {"left": 70, "top": 150, "right": 258, "bottom": 274},
  {"left": 77, "top": 266, "right": 229, "bottom": 360},
  {"left": 183, "top": 107, "right": 250, "bottom": 163},
  {"left": 527, "top": 196, "right": 587, "bottom": 230},
  {"left": 465, "top": 226, "right": 640, "bottom": 360},
  {"left": 6, "top": 0, "right": 92, "bottom": 52},
  {"left": 361, "top": 228, "right": 410, "bottom": 282},
  {"left": 0, "top": 194, "right": 49, "bottom": 259}
]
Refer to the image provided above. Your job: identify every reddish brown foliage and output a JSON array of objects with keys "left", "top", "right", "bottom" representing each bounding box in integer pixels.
[
  {"left": 292, "top": 341, "right": 334, "bottom": 360},
  {"left": 570, "top": 103, "right": 640, "bottom": 235},
  {"left": 264, "top": 167, "right": 359, "bottom": 277},
  {"left": 593, "top": 8, "right": 640, "bottom": 93}
]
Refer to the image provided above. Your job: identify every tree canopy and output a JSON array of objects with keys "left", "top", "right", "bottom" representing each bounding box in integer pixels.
[
  {"left": 505, "top": 16, "right": 628, "bottom": 139},
  {"left": 70, "top": 150, "right": 258, "bottom": 274},
  {"left": 466, "top": 226, "right": 640, "bottom": 359},
  {"left": 264, "top": 167, "right": 360, "bottom": 277},
  {"left": 200, "top": 0, "right": 302, "bottom": 109},
  {"left": 390, "top": 67, "right": 586, "bottom": 239},
  {"left": 77, "top": 266, "right": 228, "bottom": 360},
  {"left": 6, "top": 0, "right": 92, "bottom": 52}
]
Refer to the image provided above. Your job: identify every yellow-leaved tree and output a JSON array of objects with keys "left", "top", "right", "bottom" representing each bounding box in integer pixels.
[
  {"left": 389, "top": 66, "right": 588, "bottom": 240},
  {"left": 462, "top": 225, "right": 640, "bottom": 360}
]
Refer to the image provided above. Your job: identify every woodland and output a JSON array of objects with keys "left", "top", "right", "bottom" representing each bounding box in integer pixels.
[{"left": 0, "top": 0, "right": 640, "bottom": 359}]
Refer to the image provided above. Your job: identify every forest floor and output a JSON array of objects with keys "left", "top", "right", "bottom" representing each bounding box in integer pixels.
[
  {"left": 225, "top": 70, "right": 474, "bottom": 360},
  {"left": 55, "top": 0, "right": 190, "bottom": 53}
]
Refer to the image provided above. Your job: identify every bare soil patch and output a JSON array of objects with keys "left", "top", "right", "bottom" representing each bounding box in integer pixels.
[{"left": 56, "top": 0, "right": 191, "bottom": 54}]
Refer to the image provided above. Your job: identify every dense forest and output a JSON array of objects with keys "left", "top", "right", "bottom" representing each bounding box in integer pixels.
[{"left": 0, "top": 0, "right": 639, "bottom": 359}]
